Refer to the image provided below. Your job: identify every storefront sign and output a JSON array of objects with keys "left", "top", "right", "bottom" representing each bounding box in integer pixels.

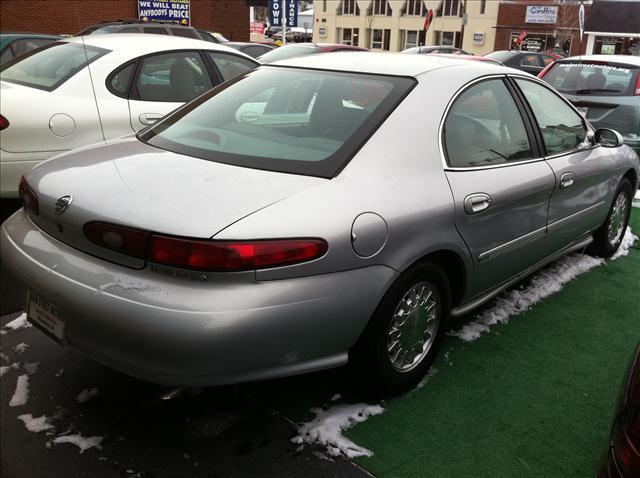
[
  {"left": 318, "top": 26, "right": 327, "bottom": 38},
  {"left": 473, "top": 32, "right": 485, "bottom": 45},
  {"left": 525, "top": 5, "right": 558, "bottom": 24},
  {"left": 269, "top": 0, "right": 298, "bottom": 27},
  {"left": 250, "top": 21, "right": 265, "bottom": 34},
  {"left": 138, "top": 0, "right": 190, "bottom": 25}
]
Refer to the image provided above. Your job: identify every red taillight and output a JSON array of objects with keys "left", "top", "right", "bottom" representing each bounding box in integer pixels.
[
  {"left": 612, "top": 407, "right": 640, "bottom": 476},
  {"left": 0, "top": 114, "right": 9, "bottom": 131},
  {"left": 635, "top": 74, "right": 640, "bottom": 96},
  {"left": 148, "top": 236, "right": 328, "bottom": 271},
  {"left": 18, "top": 176, "right": 38, "bottom": 215},
  {"left": 84, "top": 222, "right": 150, "bottom": 259},
  {"left": 538, "top": 61, "right": 555, "bottom": 79}
]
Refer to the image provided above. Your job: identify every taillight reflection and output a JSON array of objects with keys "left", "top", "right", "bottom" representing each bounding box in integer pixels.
[
  {"left": 18, "top": 176, "right": 38, "bottom": 215},
  {"left": 0, "top": 114, "right": 9, "bottom": 131}
]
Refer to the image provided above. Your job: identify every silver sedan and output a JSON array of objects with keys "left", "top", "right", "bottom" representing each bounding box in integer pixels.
[{"left": 2, "top": 53, "right": 638, "bottom": 394}]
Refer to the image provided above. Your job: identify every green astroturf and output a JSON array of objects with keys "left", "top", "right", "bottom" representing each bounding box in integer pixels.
[{"left": 343, "top": 210, "right": 640, "bottom": 478}]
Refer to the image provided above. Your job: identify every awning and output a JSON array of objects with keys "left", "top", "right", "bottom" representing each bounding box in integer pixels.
[{"left": 584, "top": 0, "right": 640, "bottom": 35}]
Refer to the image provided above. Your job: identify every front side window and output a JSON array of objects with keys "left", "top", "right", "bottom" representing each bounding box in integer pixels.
[
  {"left": 206, "top": 52, "right": 257, "bottom": 82},
  {"left": 515, "top": 79, "right": 588, "bottom": 156},
  {"left": 135, "top": 51, "right": 213, "bottom": 103},
  {"left": 444, "top": 79, "right": 533, "bottom": 168},
  {"left": 0, "top": 42, "right": 107, "bottom": 91},
  {"left": 171, "top": 28, "right": 199, "bottom": 39},
  {"left": 520, "top": 54, "right": 542, "bottom": 67},
  {"left": 139, "top": 67, "right": 415, "bottom": 178}
]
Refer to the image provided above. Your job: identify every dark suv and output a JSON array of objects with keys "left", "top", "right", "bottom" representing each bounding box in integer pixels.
[{"left": 78, "top": 20, "right": 207, "bottom": 41}]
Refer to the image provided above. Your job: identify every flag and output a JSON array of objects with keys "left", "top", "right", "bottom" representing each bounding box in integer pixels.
[{"left": 423, "top": 9, "right": 434, "bottom": 31}]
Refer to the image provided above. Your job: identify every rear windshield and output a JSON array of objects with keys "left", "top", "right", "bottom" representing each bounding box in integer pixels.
[
  {"left": 543, "top": 61, "right": 639, "bottom": 96},
  {"left": 0, "top": 42, "right": 108, "bottom": 91},
  {"left": 139, "top": 67, "right": 415, "bottom": 178},
  {"left": 258, "top": 45, "right": 320, "bottom": 64}
]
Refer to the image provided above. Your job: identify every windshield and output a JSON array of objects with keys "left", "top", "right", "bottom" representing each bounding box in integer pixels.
[
  {"left": 139, "top": 67, "right": 415, "bottom": 178},
  {"left": 0, "top": 42, "right": 108, "bottom": 90},
  {"left": 258, "top": 45, "right": 320, "bottom": 64},
  {"left": 543, "top": 61, "right": 638, "bottom": 95}
]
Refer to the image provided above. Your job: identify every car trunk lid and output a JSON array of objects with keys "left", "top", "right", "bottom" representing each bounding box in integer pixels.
[{"left": 24, "top": 137, "right": 325, "bottom": 269}]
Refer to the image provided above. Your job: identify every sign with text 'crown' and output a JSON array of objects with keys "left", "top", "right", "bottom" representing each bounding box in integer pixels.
[{"left": 269, "top": 0, "right": 298, "bottom": 27}]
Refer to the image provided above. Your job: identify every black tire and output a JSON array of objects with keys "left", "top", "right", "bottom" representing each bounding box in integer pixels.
[
  {"left": 588, "top": 178, "right": 633, "bottom": 258},
  {"left": 349, "top": 262, "right": 450, "bottom": 396}
]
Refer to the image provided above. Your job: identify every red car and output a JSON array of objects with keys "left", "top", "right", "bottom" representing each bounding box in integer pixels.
[
  {"left": 598, "top": 342, "right": 640, "bottom": 477},
  {"left": 258, "top": 43, "right": 367, "bottom": 64}
]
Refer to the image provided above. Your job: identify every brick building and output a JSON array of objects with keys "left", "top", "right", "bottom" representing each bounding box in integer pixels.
[
  {"left": 494, "top": 0, "right": 591, "bottom": 56},
  {"left": 0, "top": 0, "right": 250, "bottom": 41}
]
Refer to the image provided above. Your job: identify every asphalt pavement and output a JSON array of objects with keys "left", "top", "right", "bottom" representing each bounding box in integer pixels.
[{"left": 0, "top": 203, "right": 372, "bottom": 478}]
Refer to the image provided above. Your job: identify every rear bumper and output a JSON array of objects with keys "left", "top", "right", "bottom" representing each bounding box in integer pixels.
[{"left": 1, "top": 210, "right": 396, "bottom": 386}]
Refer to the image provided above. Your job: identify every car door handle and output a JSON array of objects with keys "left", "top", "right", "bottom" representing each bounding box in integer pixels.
[
  {"left": 464, "top": 193, "right": 492, "bottom": 215},
  {"left": 139, "top": 113, "right": 163, "bottom": 125},
  {"left": 560, "top": 172, "right": 575, "bottom": 189}
]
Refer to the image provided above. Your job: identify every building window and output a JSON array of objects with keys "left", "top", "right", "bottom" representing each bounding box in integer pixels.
[
  {"left": 371, "top": 29, "right": 391, "bottom": 50},
  {"left": 403, "top": 30, "right": 427, "bottom": 49},
  {"left": 323, "top": 0, "right": 326, "bottom": 13},
  {"left": 342, "top": 27, "right": 359, "bottom": 46},
  {"left": 435, "top": 30, "right": 461, "bottom": 48},
  {"left": 406, "top": 0, "right": 426, "bottom": 16},
  {"left": 342, "top": 0, "right": 359, "bottom": 15},
  {"left": 480, "top": 0, "right": 486, "bottom": 15},
  {"left": 437, "top": 0, "right": 461, "bottom": 17},
  {"left": 373, "top": 0, "right": 392, "bottom": 16}
]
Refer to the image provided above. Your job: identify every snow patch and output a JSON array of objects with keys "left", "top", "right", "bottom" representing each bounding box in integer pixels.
[
  {"left": 52, "top": 434, "right": 103, "bottom": 453},
  {"left": 1, "top": 313, "right": 31, "bottom": 334},
  {"left": 292, "top": 403, "right": 385, "bottom": 458},
  {"left": 330, "top": 393, "right": 342, "bottom": 402},
  {"left": 18, "top": 414, "right": 55, "bottom": 433},
  {"left": 77, "top": 387, "right": 99, "bottom": 403},
  {"left": 55, "top": 368, "right": 64, "bottom": 378},
  {"left": 414, "top": 367, "right": 438, "bottom": 390},
  {"left": 1, "top": 363, "right": 20, "bottom": 377},
  {"left": 451, "top": 227, "right": 637, "bottom": 343},
  {"left": 24, "top": 362, "right": 39, "bottom": 375},
  {"left": 610, "top": 227, "right": 638, "bottom": 260},
  {"left": 9, "top": 374, "right": 30, "bottom": 406},
  {"left": 96, "top": 281, "right": 160, "bottom": 295},
  {"left": 13, "top": 343, "right": 29, "bottom": 353}
]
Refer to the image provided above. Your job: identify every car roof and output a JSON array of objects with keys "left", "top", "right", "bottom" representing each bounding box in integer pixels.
[
  {"left": 272, "top": 51, "right": 513, "bottom": 77},
  {"left": 62, "top": 34, "right": 251, "bottom": 58},
  {"left": 556, "top": 54, "right": 640, "bottom": 66}
]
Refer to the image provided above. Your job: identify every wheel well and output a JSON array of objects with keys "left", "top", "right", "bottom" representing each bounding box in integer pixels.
[
  {"left": 412, "top": 250, "right": 467, "bottom": 307},
  {"left": 623, "top": 168, "right": 638, "bottom": 191}
]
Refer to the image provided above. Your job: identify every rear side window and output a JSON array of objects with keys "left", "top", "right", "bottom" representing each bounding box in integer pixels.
[
  {"left": 139, "top": 67, "right": 415, "bottom": 178},
  {"left": 108, "top": 62, "right": 136, "bottom": 97},
  {"left": 543, "top": 61, "right": 638, "bottom": 96},
  {"left": 117, "top": 27, "right": 140, "bottom": 33},
  {"left": 134, "top": 51, "right": 213, "bottom": 103},
  {"left": 444, "top": 79, "right": 532, "bottom": 167},
  {"left": 206, "top": 52, "right": 257, "bottom": 81},
  {"left": 520, "top": 55, "right": 542, "bottom": 67},
  {"left": 143, "top": 27, "right": 168, "bottom": 35},
  {"left": 0, "top": 42, "right": 108, "bottom": 91},
  {"left": 516, "top": 79, "right": 588, "bottom": 156}
]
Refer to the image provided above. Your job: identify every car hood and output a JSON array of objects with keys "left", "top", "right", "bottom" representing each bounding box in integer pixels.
[{"left": 24, "top": 136, "right": 325, "bottom": 267}]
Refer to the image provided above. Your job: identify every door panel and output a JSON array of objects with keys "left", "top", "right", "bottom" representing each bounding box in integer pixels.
[
  {"left": 514, "top": 78, "right": 614, "bottom": 251},
  {"left": 446, "top": 163, "right": 555, "bottom": 296}
]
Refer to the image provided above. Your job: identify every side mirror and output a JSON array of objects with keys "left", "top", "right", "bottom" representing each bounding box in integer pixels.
[{"left": 595, "top": 128, "right": 624, "bottom": 148}]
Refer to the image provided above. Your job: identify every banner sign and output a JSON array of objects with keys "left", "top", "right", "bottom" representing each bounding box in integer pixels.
[
  {"left": 250, "top": 21, "right": 265, "bottom": 34},
  {"left": 138, "top": 0, "right": 190, "bottom": 25},
  {"left": 525, "top": 5, "right": 558, "bottom": 24},
  {"left": 269, "top": 0, "right": 298, "bottom": 27}
]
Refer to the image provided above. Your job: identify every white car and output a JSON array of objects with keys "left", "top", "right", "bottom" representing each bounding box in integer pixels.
[{"left": 0, "top": 34, "right": 258, "bottom": 198}]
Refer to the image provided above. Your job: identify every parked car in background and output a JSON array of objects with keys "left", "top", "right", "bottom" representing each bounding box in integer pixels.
[
  {"left": 259, "top": 43, "right": 367, "bottom": 64},
  {"left": 0, "top": 34, "right": 258, "bottom": 198},
  {"left": 224, "top": 42, "right": 276, "bottom": 59},
  {"left": 402, "top": 46, "right": 470, "bottom": 55},
  {"left": 484, "top": 50, "right": 557, "bottom": 75},
  {"left": 195, "top": 30, "right": 229, "bottom": 44},
  {"left": 539, "top": 55, "right": 640, "bottom": 157},
  {"left": 2, "top": 53, "right": 637, "bottom": 396},
  {"left": 0, "top": 32, "right": 63, "bottom": 65},
  {"left": 597, "top": 342, "right": 640, "bottom": 477},
  {"left": 77, "top": 20, "right": 204, "bottom": 40}
]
